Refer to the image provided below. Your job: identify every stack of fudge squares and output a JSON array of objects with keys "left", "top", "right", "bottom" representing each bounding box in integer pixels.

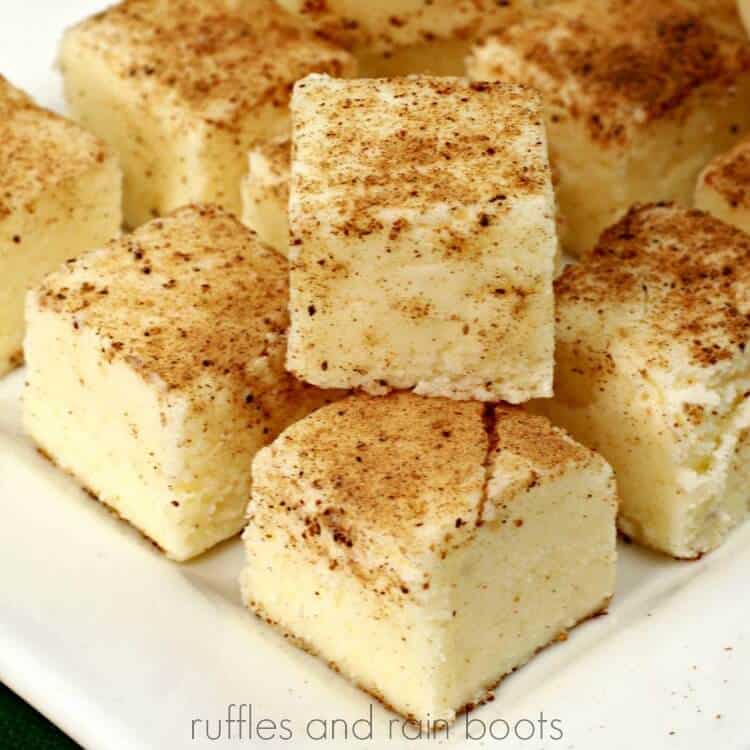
[{"left": 2, "top": 0, "right": 750, "bottom": 726}]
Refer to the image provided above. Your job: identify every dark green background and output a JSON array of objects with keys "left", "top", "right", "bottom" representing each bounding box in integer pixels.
[{"left": 0, "top": 683, "right": 79, "bottom": 749}]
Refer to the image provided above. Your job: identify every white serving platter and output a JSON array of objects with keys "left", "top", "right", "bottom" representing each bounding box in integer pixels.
[{"left": 1, "top": 4, "right": 749, "bottom": 748}]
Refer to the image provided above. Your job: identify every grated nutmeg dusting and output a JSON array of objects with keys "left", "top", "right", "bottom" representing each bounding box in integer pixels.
[
  {"left": 0, "top": 75, "right": 111, "bottom": 222},
  {"left": 291, "top": 76, "right": 550, "bottom": 239},
  {"left": 560, "top": 203, "right": 750, "bottom": 371},
  {"left": 700, "top": 135, "right": 750, "bottom": 210},
  {"left": 34, "top": 204, "right": 328, "bottom": 414},
  {"left": 469, "top": 0, "right": 750, "bottom": 147},
  {"left": 250, "top": 393, "right": 604, "bottom": 586},
  {"left": 61, "top": 0, "right": 355, "bottom": 132},
  {"left": 276, "top": 0, "right": 557, "bottom": 55}
]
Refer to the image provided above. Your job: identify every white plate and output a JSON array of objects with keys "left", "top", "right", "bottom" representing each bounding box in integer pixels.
[{"left": 1, "top": 4, "right": 749, "bottom": 748}]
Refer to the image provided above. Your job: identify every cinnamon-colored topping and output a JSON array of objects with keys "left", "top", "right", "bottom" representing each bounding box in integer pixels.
[
  {"left": 0, "top": 75, "right": 110, "bottom": 221},
  {"left": 292, "top": 76, "right": 549, "bottom": 252},
  {"left": 560, "top": 203, "right": 750, "bottom": 369},
  {"left": 34, "top": 204, "right": 325, "bottom": 413},
  {"left": 253, "top": 136, "right": 292, "bottom": 181},
  {"left": 62, "top": 0, "right": 354, "bottom": 132},
  {"left": 252, "top": 393, "right": 602, "bottom": 572},
  {"left": 277, "top": 0, "right": 552, "bottom": 54},
  {"left": 701, "top": 136, "right": 750, "bottom": 209},
  {"left": 471, "top": 0, "right": 750, "bottom": 146},
  {"left": 493, "top": 405, "right": 593, "bottom": 472}
]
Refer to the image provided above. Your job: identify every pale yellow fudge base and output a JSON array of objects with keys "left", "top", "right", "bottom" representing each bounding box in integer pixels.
[
  {"left": 240, "top": 137, "right": 290, "bottom": 256},
  {"left": 534, "top": 344, "right": 750, "bottom": 559},
  {"left": 0, "top": 156, "right": 121, "bottom": 376},
  {"left": 25, "top": 307, "right": 254, "bottom": 560},
  {"left": 357, "top": 38, "right": 473, "bottom": 77},
  {"left": 552, "top": 93, "right": 750, "bottom": 255},
  {"left": 242, "top": 420, "right": 616, "bottom": 722}
]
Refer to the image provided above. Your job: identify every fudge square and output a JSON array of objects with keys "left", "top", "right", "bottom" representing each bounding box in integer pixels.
[
  {"left": 58, "top": 0, "right": 355, "bottom": 229},
  {"left": 695, "top": 135, "right": 750, "bottom": 235},
  {"left": 533, "top": 203, "right": 750, "bottom": 558},
  {"left": 24, "top": 205, "right": 339, "bottom": 562},
  {"left": 240, "top": 136, "right": 291, "bottom": 257},
  {"left": 0, "top": 75, "right": 121, "bottom": 377},
  {"left": 287, "top": 75, "right": 557, "bottom": 403},
  {"left": 275, "top": 0, "right": 557, "bottom": 77},
  {"left": 241, "top": 393, "right": 617, "bottom": 723},
  {"left": 468, "top": 0, "right": 750, "bottom": 256}
]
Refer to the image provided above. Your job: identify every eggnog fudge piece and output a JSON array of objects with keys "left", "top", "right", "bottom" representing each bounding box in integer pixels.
[
  {"left": 59, "top": 0, "right": 355, "bottom": 228},
  {"left": 24, "top": 205, "right": 338, "bottom": 561},
  {"left": 241, "top": 393, "right": 617, "bottom": 722},
  {"left": 0, "top": 76, "right": 121, "bottom": 377},
  {"left": 695, "top": 135, "right": 750, "bottom": 234},
  {"left": 275, "top": 0, "right": 557, "bottom": 76},
  {"left": 468, "top": 0, "right": 750, "bottom": 255},
  {"left": 240, "top": 136, "right": 291, "bottom": 256},
  {"left": 287, "top": 75, "right": 557, "bottom": 402},
  {"left": 534, "top": 203, "right": 750, "bottom": 558}
]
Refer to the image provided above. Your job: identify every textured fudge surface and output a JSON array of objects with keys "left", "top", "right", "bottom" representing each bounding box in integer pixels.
[
  {"left": 59, "top": 0, "right": 354, "bottom": 226},
  {"left": 696, "top": 135, "right": 750, "bottom": 234},
  {"left": 275, "top": 0, "right": 555, "bottom": 54},
  {"left": 0, "top": 74, "right": 121, "bottom": 376},
  {"left": 536, "top": 203, "right": 750, "bottom": 557},
  {"left": 468, "top": 0, "right": 750, "bottom": 254},
  {"left": 242, "top": 393, "right": 617, "bottom": 721},
  {"left": 0, "top": 78, "right": 108, "bottom": 213},
  {"left": 24, "top": 205, "right": 338, "bottom": 561},
  {"left": 288, "top": 75, "right": 557, "bottom": 402}
]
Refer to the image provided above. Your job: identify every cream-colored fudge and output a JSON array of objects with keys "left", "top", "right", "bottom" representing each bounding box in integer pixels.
[
  {"left": 241, "top": 393, "right": 617, "bottom": 723},
  {"left": 533, "top": 203, "right": 750, "bottom": 558},
  {"left": 240, "top": 136, "right": 290, "bottom": 256},
  {"left": 276, "top": 0, "right": 557, "bottom": 76},
  {"left": 695, "top": 135, "right": 750, "bottom": 234},
  {"left": 468, "top": 0, "right": 750, "bottom": 255},
  {"left": 59, "top": 0, "right": 355, "bottom": 228},
  {"left": 24, "top": 205, "right": 339, "bottom": 561},
  {"left": 287, "top": 75, "right": 557, "bottom": 402},
  {"left": 0, "top": 76, "right": 121, "bottom": 377}
]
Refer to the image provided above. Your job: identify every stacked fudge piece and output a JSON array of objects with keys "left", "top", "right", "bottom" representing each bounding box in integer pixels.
[
  {"left": 24, "top": 206, "right": 341, "bottom": 561},
  {"left": 5, "top": 0, "right": 750, "bottom": 729},
  {"left": 240, "top": 74, "right": 618, "bottom": 722}
]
